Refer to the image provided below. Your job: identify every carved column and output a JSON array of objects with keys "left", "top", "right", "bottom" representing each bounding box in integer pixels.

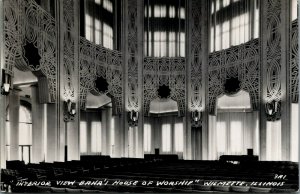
[
  {"left": 0, "top": 0, "right": 6, "bottom": 168},
  {"left": 261, "top": 0, "right": 291, "bottom": 160},
  {"left": 187, "top": 0, "right": 209, "bottom": 160},
  {"left": 58, "top": 0, "right": 80, "bottom": 161},
  {"left": 124, "top": 0, "right": 144, "bottom": 158},
  {"left": 279, "top": 0, "right": 291, "bottom": 162}
]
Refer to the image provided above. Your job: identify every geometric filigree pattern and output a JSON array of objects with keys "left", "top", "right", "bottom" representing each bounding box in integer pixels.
[
  {"left": 265, "top": 0, "right": 282, "bottom": 104},
  {"left": 190, "top": 0, "right": 203, "bottom": 111},
  {"left": 62, "top": 0, "right": 75, "bottom": 101},
  {"left": 208, "top": 39, "right": 260, "bottom": 115},
  {"left": 79, "top": 37, "right": 123, "bottom": 115},
  {"left": 291, "top": 20, "right": 298, "bottom": 103},
  {"left": 4, "top": 0, "right": 57, "bottom": 102},
  {"left": 127, "top": 0, "right": 139, "bottom": 111},
  {"left": 143, "top": 57, "right": 186, "bottom": 116}
]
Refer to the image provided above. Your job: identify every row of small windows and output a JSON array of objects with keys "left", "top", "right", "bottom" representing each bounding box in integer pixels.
[
  {"left": 144, "top": 0, "right": 186, "bottom": 57},
  {"left": 144, "top": 123, "right": 184, "bottom": 153},
  {"left": 80, "top": 0, "right": 297, "bottom": 54},
  {"left": 210, "top": 0, "right": 260, "bottom": 52},
  {"left": 80, "top": 0, "right": 121, "bottom": 50},
  {"left": 80, "top": 120, "right": 184, "bottom": 154}
]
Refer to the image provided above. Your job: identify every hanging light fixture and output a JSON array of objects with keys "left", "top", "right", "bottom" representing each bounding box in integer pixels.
[
  {"left": 1, "top": 69, "right": 11, "bottom": 95},
  {"left": 265, "top": 100, "right": 279, "bottom": 116},
  {"left": 129, "top": 110, "right": 139, "bottom": 121},
  {"left": 265, "top": 100, "right": 281, "bottom": 121},
  {"left": 191, "top": 110, "right": 202, "bottom": 122},
  {"left": 128, "top": 110, "right": 139, "bottom": 126},
  {"left": 65, "top": 99, "right": 76, "bottom": 116},
  {"left": 191, "top": 110, "right": 202, "bottom": 128}
]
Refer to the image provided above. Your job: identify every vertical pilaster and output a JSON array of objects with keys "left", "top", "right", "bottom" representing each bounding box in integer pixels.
[
  {"left": 101, "top": 109, "right": 108, "bottom": 155},
  {"left": 0, "top": 0, "right": 6, "bottom": 168},
  {"left": 106, "top": 108, "right": 112, "bottom": 156},
  {"left": 46, "top": 103, "right": 58, "bottom": 162},
  {"left": 31, "top": 85, "right": 45, "bottom": 163},
  {"left": 9, "top": 89, "right": 20, "bottom": 160},
  {"left": 261, "top": 0, "right": 291, "bottom": 160},
  {"left": 58, "top": 0, "right": 80, "bottom": 161},
  {"left": 187, "top": 0, "right": 209, "bottom": 160},
  {"left": 280, "top": 0, "right": 291, "bottom": 161},
  {"left": 125, "top": 0, "right": 144, "bottom": 158},
  {"left": 208, "top": 115, "right": 217, "bottom": 160},
  {"left": 185, "top": 0, "right": 193, "bottom": 161},
  {"left": 86, "top": 116, "right": 91, "bottom": 154},
  {"left": 114, "top": 115, "right": 124, "bottom": 157},
  {"left": 201, "top": 0, "right": 209, "bottom": 160}
]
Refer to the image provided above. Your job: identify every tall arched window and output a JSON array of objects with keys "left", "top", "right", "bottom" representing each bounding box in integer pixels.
[{"left": 144, "top": 0, "right": 185, "bottom": 57}]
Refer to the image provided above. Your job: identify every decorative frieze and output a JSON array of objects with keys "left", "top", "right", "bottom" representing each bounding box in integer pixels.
[
  {"left": 127, "top": 0, "right": 139, "bottom": 112},
  {"left": 143, "top": 57, "right": 186, "bottom": 116},
  {"left": 208, "top": 39, "right": 260, "bottom": 115},
  {"left": 190, "top": 0, "right": 203, "bottom": 111},
  {"left": 4, "top": 0, "right": 57, "bottom": 102},
  {"left": 79, "top": 37, "right": 123, "bottom": 114}
]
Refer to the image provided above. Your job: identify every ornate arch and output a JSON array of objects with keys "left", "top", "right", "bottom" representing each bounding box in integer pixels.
[
  {"left": 4, "top": 0, "right": 57, "bottom": 103},
  {"left": 208, "top": 39, "right": 260, "bottom": 115},
  {"left": 79, "top": 37, "right": 123, "bottom": 115},
  {"left": 143, "top": 57, "right": 186, "bottom": 116}
]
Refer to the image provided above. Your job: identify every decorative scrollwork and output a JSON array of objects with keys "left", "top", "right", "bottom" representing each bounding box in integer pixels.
[
  {"left": 190, "top": 0, "right": 203, "bottom": 111},
  {"left": 62, "top": 0, "right": 75, "bottom": 102},
  {"left": 191, "top": 120, "right": 202, "bottom": 128},
  {"left": 265, "top": 0, "right": 282, "bottom": 110},
  {"left": 291, "top": 20, "right": 298, "bottom": 103},
  {"left": 79, "top": 37, "right": 123, "bottom": 115},
  {"left": 4, "top": 0, "right": 57, "bottom": 102},
  {"left": 208, "top": 39, "right": 260, "bottom": 115},
  {"left": 143, "top": 57, "right": 186, "bottom": 116},
  {"left": 127, "top": 0, "right": 139, "bottom": 112}
]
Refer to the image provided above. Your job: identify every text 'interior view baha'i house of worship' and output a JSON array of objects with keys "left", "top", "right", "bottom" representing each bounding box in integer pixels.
[{"left": 0, "top": 0, "right": 299, "bottom": 193}]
